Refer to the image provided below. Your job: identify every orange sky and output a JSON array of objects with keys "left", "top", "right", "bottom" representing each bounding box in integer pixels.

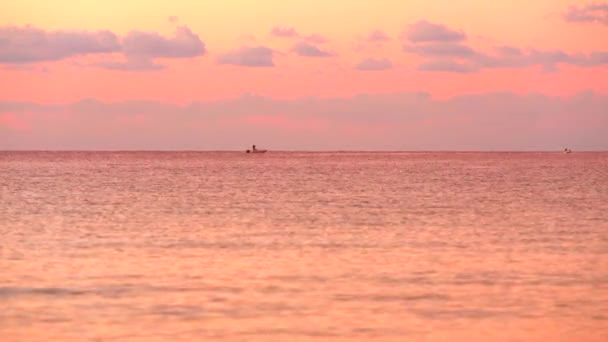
[{"left": 1, "top": 0, "right": 607, "bottom": 103}]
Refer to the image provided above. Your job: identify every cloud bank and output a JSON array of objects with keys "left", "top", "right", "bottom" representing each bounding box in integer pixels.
[
  {"left": 564, "top": 3, "right": 608, "bottom": 25},
  {"left": 403, "top": 20, "right": 608, "bottom": 73},
  {"left": 0, "top": 25, "right": 206, "bottom": 71},
  {"left": 2, "top": 18, "right": 607, "bottom": 73},
  {"left": 2, "top": 92, "right": 606, "bottom": 151},
  {"left": 0, "top": 26, "right": 121, "bottom": 63}
]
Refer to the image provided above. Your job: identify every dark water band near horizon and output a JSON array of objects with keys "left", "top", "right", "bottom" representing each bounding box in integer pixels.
[{"left": 1, "top": 152, "right": 607, "bottom": 341}]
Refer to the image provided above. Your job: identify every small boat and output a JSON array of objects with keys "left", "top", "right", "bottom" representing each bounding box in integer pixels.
[
  {"left": 246, "top": 144, "right": 267, "bottom": 154},
  {"left": 563, "top": 148, "right": 572, "bottom": 154}
]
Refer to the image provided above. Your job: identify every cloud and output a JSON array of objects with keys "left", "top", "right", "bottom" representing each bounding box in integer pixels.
[
  {"left": 270, "top": 26, "right": 327, "bottom": 43},
  {"left": 91, "top": 25, "right": 206, "bottom": 71},
  {"left": 0, "top": 25, "right": 207, "bottom": 71},
  {"left": 417, "top": 59, "right": 478, "bottom": 73},
  {"left": 405, "top": 20, "right": 467, "bottom": 43},
  {"left": 121, "top": 26, "right": 205, "bottom": 59},
  {"left": 403, "top": 20, "right": 608, "bottom": 72},
  {"left": 366, "top": 30, "right": 391, "bottom": 42},
  {"left": 168, "top": 16, "right": 179, "bottom": 24},
  {"left": 2, "top": 92, "right": 607, "bottom": 151},
  {"left": 564, "top": 3, "right": 608, "bottom": 25},
  {"left": 354, "top": 58, "right": 393, "bottom": 71},
  {"left": 576, "top": 51, "right": 608, "bottom": 66},
  {"left": 217, "top": 46, "right": 275, "bottom": 67},
  {"left": 0, "top": 112, "right": 29, "bottom": 131},
  {"left": 92, "top": 57, "right": 165, "bottom": 71},
  {"left": 0, "top": 26, "right": 120, "bottom": 63},
  {"left": 407, "top": 44, "right": 608, "bottom": 72},
  {"left": 404, "top": 43, "right": 477, "bottom": 58},
  {"left": 304, "top": 34, "right": 328, "bottom": 44},
  {"left": 271, "top": 26, "right": 298, "bottom": 37},
  {"left": 292, "top": 42, "right": 334, "bottom": 57},
  {"left": 495, "top": 46, "right": 523, "bottom": 57},
  {"left": 353, "top": 30, "right": 390, "bottom": 53},
  {"left": 1, "top": 64, "right": 49, "bottom": 72}
]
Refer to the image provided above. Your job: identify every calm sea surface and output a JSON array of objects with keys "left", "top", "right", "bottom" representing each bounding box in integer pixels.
[{"left": 1, "top": 152, "right": 607, "bottom": 342}]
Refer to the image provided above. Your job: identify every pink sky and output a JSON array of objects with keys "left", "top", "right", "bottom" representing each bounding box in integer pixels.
[{"left": 1, "top": 1, "right": 607, "bottom": 150}]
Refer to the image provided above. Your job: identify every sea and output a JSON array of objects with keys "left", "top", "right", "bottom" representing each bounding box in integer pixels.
[{"left": 1, "top": 151, "right": 607, "bottom": 341}]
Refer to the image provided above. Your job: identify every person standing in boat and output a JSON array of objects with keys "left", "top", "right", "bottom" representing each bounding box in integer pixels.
[{"left": 246, "top": 144, "right": 267, "bottom": 153}]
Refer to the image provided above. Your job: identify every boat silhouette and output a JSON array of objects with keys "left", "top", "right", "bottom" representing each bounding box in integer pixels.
[{"left": 246, "top": 144, "right": 267, "bottom": 154}]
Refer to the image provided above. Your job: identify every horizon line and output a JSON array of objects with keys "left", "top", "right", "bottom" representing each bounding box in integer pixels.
[{"left": 1, "top": 149, "right": 605, "bottom": 153}]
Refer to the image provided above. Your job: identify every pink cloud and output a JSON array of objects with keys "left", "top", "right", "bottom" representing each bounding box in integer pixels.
[
  {"left": 0, "top": 113, "right": 29, "bottom": 131},
  {"left": 243, "top": 114, "right": 329, "bottom": 132},
  {"left": 0, "top": 25, "right": 206, "bottom": 71},
  {"left": 1, "top": 91, "right": 607, "bottom": 150},
  {"left": 116, "top": 114, "right": 146, "bottom": 124}
]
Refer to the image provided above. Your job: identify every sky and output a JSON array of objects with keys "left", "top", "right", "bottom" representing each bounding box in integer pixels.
[{"left": 1, "top": 0, "right": 607, "bottom": 150}]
